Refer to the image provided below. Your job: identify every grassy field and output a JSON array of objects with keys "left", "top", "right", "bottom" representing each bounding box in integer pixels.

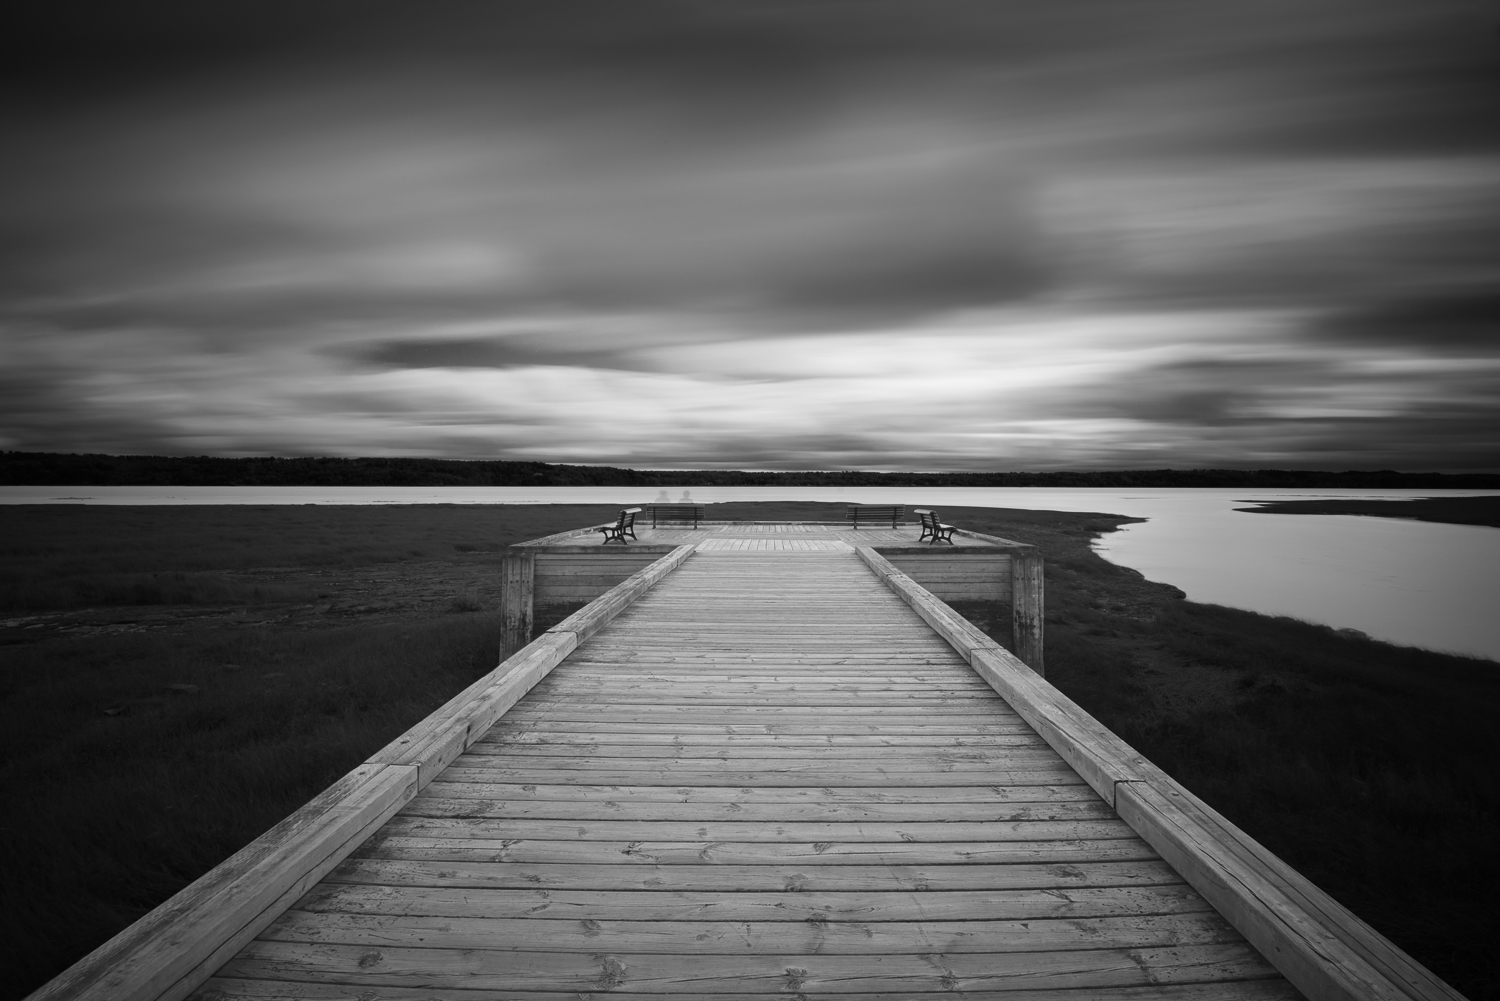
[{"left": 3, "top": 501, "right": 1496, "bottom": 999}]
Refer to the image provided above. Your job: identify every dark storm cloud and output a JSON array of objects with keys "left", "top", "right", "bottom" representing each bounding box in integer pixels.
[
  {"left": 1322, "top": 292, "right": 1500, "bottom": 350},
  {"left": 351, "top": 336, "right": 647, "bottom": 373},
  {"left": 3, "top": 1, "right": 1499, "bottom": 467}
]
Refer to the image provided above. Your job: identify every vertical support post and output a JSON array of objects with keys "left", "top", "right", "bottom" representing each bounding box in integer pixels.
[
  {"left": 500, "top": 548, "right": 535, "bottom": 657},
  {"left": 1012, "top": 551, "right": 1044, "bottom": 677}
]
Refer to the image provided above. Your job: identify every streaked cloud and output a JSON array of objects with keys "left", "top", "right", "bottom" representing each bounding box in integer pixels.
[{"left": 2, "top": 1, "right": 1497, "bottom": 468}]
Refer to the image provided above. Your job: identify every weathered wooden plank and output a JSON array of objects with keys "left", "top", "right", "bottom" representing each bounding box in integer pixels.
[
  {"left": 561, "top": 656, "right": 966, "bottom": 666},
  {"left": 323, "top": 857, "right": 1185, "bottom": 891},
  {"left": 292, "top": 882, "right": 1208, "bottom": 921},
  {"left": 487, "top": 719, "right": 1044, "bottom": 736},
  {"left": 535, "top": 560, "right": 665, "bottom": 571},
  {"left": 502, "top": 703, "right": 1021, "bottom": 718},
  {"left": 478, "top": 731, "right": 1050, "bottom": 748},
  {"left": 418, "top": 781, "right": 1094, "bottom": 803},
  {"left": 513, "top": 694, "right": 1020, "bottom": 708},
  {"left": 197, "top": 978, "right": 1303, "bottom": 1001},
  {"left": 403, "top": 795, "right": 1115, "bottom": 821},
  {"left": 456, "top": 747, "right": 1056, "bottom": 762},
  {"left": 487, "top": 716, "right": 1028, "bottom": 731},
  {"left": 355, "top": 837, "right": 1161, "bottom": 865},
  {"left": 260, "top": 910, "right": 1243, "bottom": 954},
  {"left": 441, "top": 757, "right": 1079, "bottom": 779},
  {"left": 531, "top": 678, "right": 1003, "bottom": 693},
  {"left": 533, "top": 679, "right": 998, "bottom": 693},
  {"left": 213, "top": 941, "right": 1282, "bottom": 993},
  {"left": 543, "top": 672, "right": 1008, "bottom": 690},
  {"left": 565, "top": 649, "right": 960, "bottom": 658},
  {"left": 432, "top": 767, "right": 1085, "bottom": 789},
  {"left": 377, "top": 816, "right": 1140, "bottom": 842},
  {"left": 456, "top": 745, "right": 1066, "bottom": 764}
]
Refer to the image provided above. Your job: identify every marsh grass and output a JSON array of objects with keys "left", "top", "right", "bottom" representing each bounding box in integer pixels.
[
  {"left": 0, "top": 613, "right": 503, "bottom": 998},
  {"left": 0, "top": 502, "right": 621, "bottom": 612}
]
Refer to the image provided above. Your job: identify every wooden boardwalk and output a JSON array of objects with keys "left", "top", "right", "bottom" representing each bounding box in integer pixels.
[{"left": 195, "top": 542, "right": 1301, "bottom": 999}]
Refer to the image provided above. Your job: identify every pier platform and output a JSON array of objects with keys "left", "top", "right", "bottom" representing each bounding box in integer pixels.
[{"left": 33, "top": 521, "right": 1465, "bottom": 1001}]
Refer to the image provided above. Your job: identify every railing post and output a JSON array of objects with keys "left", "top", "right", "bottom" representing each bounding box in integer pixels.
[
  {"left": 500, "top": 548, "right": 535, "bottom": 657},
  {"left": 1012, "top": 552, "right": 1044, "bottom": 676}
]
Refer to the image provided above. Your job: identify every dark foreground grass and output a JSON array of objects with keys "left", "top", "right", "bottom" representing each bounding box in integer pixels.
[
  {"left": 3, "top": 501, "right": 1496, "bottom": 999},
  {"left": 1042, "top": 602, "right": 1497, "bottom": 997},
  {"left": 0, "top": 502, "right": 622, "bottom": 611},
  {"left": 0, "top": 615, "right": 503, "bottom": 997}
]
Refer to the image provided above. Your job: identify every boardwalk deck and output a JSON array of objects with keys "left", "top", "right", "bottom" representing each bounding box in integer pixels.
[{"left": 194, "top": 542, "right": 1301, "bottom": 999}]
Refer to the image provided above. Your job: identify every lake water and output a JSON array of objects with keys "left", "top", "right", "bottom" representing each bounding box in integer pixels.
[{"left": 4, "top": 484, "right": 1496, "bottom": 662}]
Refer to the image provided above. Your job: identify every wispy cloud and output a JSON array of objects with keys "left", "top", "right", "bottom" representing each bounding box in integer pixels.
[{"left": 2, "top": 1, "right": 1497, "bottom": 468}]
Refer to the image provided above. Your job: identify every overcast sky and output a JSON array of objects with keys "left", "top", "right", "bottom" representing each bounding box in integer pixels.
[{"left": 3, "top": 1, "right": 1498, "bottom": 470}]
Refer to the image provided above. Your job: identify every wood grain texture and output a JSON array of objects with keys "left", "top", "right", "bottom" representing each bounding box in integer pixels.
[
  {"left": 198, "top": 980, "right": 1304, "bottom": 1001},
  {"left": 291, "top": 882, "right": 1211, "bottom": 920},
  {"left": 186, "top": 540, "right": 1303, "bottom": 1001},
  {"left": 210, "top": 941, "right": 1284, "bottom": 993},
  {"left": 320, "top": 857, "right": 1187, "bottom": 891}
]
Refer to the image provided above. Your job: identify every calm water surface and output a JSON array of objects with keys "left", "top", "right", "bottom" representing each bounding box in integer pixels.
[{"left": 5, "top": 484, "right": 1496, "bottom": 661}]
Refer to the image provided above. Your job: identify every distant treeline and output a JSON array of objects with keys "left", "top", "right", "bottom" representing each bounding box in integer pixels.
[{"left": 5, "top": 451, "right": 1499, "bottom": 489}]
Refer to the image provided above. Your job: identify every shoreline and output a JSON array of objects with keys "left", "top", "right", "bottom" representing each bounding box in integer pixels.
[{"left": 1239, "top": 494, "right": 1500, "bottom": 528}]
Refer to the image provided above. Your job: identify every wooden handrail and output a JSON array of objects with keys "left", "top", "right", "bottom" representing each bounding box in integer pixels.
[
  {"left": 855, "top": 545, "right": 1467, "bottom": 1001},
  {"left": 27, "top": 546, "right": 698, "bottom": 1001}
]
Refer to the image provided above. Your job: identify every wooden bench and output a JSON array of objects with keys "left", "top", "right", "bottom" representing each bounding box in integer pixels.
[
  {"left": 914, "top": 508, "right": 957, "bottom": 544},
  {"left": 598, "top": 508, "right": 640, "bottom": 544},
  {"left": 646, "top": 504, "right": 706, "bottom": 529},
  {"left": 845, "top": 504, "right": 904, "bottom": 529}
]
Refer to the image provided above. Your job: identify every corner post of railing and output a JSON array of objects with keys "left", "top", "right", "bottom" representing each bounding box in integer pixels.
[
  {"left": 499, "top": 545, "right": 535, "bottom": 657},
  {"left": 1011, "top": 549, "right": 1044, "bottom": 676}
]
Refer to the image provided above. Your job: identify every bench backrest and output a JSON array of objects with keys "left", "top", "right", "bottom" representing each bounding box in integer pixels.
[
  {"left": 845, "top": 504, "right": 904, "bottom": 528},
  {"left": 646, "top": 505, "right": 704, "bottom": 516},
  {"left": 617, "top": 507, "right": 641, "bottom": 526}
]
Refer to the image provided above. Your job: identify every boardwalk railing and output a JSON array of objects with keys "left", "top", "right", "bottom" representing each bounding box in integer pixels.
[
  {"left": 28, "top": 546, "right": 695, "bottom": 1001},
  {"left": 501, "top": 519, "right": 1047, "bottom": 671},
  {"left": 857, "top": 546, "right": 1467, "bottom": 1001}
]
